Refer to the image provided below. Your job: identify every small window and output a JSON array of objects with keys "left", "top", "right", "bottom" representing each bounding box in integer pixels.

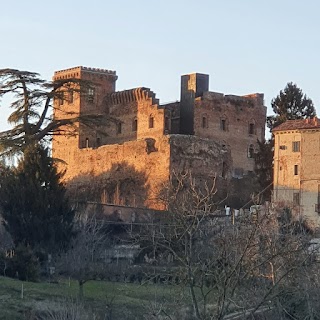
[
  {"left": 293, "top": 192, "right": 300, "bottom": 205},
  {"left": 294, "top": 165, "right": 299, "bottom": 175},
  {"left": 249, "top": 123, "right": 255, "bottom": 135},
  {"left": 132, "top": 118, "right": 138, "bottom": 132},
  {"left": 202, "top": 116, "right": 208, "bottom": 129},
  {"left": 117, "top": 122, "right": 122, "bottom": 134},
  {"left": 68, "top": 91, "right": 73, "bottom": 104},
  {"left": 220, "top": 119, "right": 227, "bottom": 131},
  {"left": 87, "top": 87, "right": 95, "bottom": 103},
  {"left": 58, "top": 92, "right": 64, "bottom": 106},
  {"left": 85, "top": 138, "right": 89, "bottom": 148},
  {"left": 96, "top": 137, "right": 101, "bottom": 147},
  {"left": 165, "top": 117, "right": 170, "bottom": 131},
  {"left": 248, "top": 144, "right": 255, "bottom": 158},
  {"left": 292, "top": 141, "right": 300, "bottom": 152},
  {"left": 149, "top": 116, "right": 154, "bottom": 129}
]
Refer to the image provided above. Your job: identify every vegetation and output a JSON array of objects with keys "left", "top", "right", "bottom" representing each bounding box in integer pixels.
[
  {"left": 0, "top": 68, "right": 105, "bottom": 158},
  {"left": 0, "top": 145, "right": 74, "bottom": 267}
]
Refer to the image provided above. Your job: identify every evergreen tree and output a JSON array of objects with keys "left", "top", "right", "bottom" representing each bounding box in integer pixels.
[
  {"left": 0, "top": 145, "right": 74, "bottom": 254},
  {"left": 0, "top": 68, "right": 107, "bottom": 158},
  {"left": 267, "top": 82, "right": 316, "bottom": 131}
]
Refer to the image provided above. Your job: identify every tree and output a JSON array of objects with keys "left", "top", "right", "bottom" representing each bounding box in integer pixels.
[
  {"left": 0, "top": 68, "right": 107, "bottom": 158},
  {"left": 59, "top": 215, "right": 108, "bottom": 299},
  {"left": 0, "top": 144, "right": 74, "bottom": 254},
  {"left": 267, "top": 82, "right": 316, "bottom": 131},
  {"left": 133, "top": 172, "right": 315, "bottom": 320},
  {"left": 254, "top": 139, "right": 273, "bottom": 201}
]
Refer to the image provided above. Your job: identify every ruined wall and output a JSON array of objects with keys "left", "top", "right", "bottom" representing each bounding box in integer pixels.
[
  {"left": 56, "top": 136, "right": 171, "bottom": 210},
  {"left": 169, "top": 135, "right": 231, "bottom": 200},
  {"left": 194, "top": 92, "right": 266, "bottom": 175}
]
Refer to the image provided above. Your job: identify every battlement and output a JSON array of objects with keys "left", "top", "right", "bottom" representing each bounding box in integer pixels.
[
  {"left": 104, "top": 87, "right": 159, "bottom": 105},
  {"left": 53, "top": 66, "right": 117, "bottom": 80},
  {"left": 202, "top": 91, "right": 264, "bottom": 107}
]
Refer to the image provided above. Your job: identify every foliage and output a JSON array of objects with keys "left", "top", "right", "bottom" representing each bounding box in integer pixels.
[
  {"left": 267, "top": 82, "right": 316, "bottom": 131},
  {"left": 0, "top": 68, "right": 107, "bottom": 158},
  {"left": 0, "top": 145, "right": 74, "bottom": 254},
  {"left": 4, "top": 244, "right": 40, "bottom": 281},
  {"left": 254, "top": 139, "right": 274, "bottom": 201}
]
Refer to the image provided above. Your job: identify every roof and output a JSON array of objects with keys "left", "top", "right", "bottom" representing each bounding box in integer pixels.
[{"left": 273, "top": 118, "right": 320, "bottom": 132}]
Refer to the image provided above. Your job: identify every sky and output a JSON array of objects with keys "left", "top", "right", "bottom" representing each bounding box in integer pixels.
[{"left": 1, "top": 0, "right": 319, "bottom": 134}]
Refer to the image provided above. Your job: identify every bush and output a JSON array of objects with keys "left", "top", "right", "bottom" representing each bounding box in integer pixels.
[{"left": 5, "top": 244, "right": 39, "bottom": 281}]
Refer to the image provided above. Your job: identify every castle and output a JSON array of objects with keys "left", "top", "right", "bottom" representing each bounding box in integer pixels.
[{"left": 52, "top": 66, "right": 266, "bottom": 209}]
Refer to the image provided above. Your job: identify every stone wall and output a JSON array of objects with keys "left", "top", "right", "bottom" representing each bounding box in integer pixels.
[{"left": 194, "top": 92, "right": 266, "bottom": 175}]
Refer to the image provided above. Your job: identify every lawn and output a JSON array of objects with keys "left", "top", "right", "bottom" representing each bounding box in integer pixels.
[{"left": 0, "top": 276, "right": 190, "bottom": 319}]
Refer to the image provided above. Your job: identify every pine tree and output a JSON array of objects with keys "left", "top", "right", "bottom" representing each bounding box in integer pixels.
[
  {"left": 0, "top": 144, "right": 74, "bottom": 254},
  {"left": 267, "top": 82, "right": 316, "bottom": 131}
]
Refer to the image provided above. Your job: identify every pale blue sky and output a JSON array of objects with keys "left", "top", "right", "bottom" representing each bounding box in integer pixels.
[{"left": 1, "top": 0, "right": 319, "bottom": 133}]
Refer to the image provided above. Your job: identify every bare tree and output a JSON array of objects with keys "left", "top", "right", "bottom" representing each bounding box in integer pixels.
[
  {"left": 58, "top": 215, "right": 108, "bottom": 299},
  {"left": 132, "top": 171, "right": 316, "bottom": 320}
]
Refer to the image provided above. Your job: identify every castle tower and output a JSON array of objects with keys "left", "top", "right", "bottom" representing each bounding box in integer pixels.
[
  {"left": 52, "top": 66, "right": 117, "bottom": 165},
  {"left": 180, "top": 73, "right": 209, "bottom": 134}
]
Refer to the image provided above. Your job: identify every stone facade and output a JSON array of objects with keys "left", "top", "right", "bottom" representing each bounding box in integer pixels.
[
  {"left": 273, "top": 118, "right": 320, "bottom": 224},
  {"left": 52, "top": 66, "right": 266, "bottom": 209}
]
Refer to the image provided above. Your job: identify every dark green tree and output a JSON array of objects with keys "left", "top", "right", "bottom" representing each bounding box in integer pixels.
[
  {"left": 0, "top": 145, "right": 74, "bottom": 254},
  {"left": 0, "top": 68, "right": 107, "bottom": 158},
  {"left": 267, "top": 82, "right": 316, "bottom": 131},
  {"left": 254, "top": 139, "right": 273, "bottom": 200}
]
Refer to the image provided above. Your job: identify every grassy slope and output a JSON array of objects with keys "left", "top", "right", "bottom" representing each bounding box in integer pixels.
[{"left": 0, "top": 276, "right": 188, "bottom": 319}]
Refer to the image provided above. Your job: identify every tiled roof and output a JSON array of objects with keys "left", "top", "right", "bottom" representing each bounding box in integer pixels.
[{"left": 273, "top": 118, "right": 320, "bottom": 132}]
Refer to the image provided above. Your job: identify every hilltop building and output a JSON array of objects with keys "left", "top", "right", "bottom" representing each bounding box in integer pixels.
[
  {"left": 273, "top": 117, "right": 320, "bottom": 224},
  {"left": 52, "top": 66, "right": 266, "bottom": 209}
]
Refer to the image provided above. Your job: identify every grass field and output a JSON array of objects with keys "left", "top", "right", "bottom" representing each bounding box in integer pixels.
[{"left": 0, "top": 276, "right": 190, "bottom": 319}]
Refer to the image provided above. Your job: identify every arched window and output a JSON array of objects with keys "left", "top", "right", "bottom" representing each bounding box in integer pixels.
[
  {"left": 149, "top": 115, "right": 154, "bottom": 128},
  {"left": 249, "top": 120, "right": 255, "bottom": 135},
  {"left": 220, "top": 116, "right": 228, "bottom": 131},
  {"left": 248, "top": 144, "right": 255, "bottom": 158},
  {"left": 202, "top": 114, "right": 208, "bottom": 129},
  {"left": 85, "top": 138, "right": 89, "bottom": 148},
  {"left": 165, "top": 116, "right": 170, "bottom": 131},
  {"left": 132, "top": 118, "right": 138, "bottom": 132}
]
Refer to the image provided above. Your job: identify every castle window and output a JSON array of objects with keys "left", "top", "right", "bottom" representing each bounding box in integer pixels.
[
  {"left": 149, "top": 116, "right": 154, "bottom": 129},
  {"left": 293, "top": 192, "right": 300, "bottom": 205},
  {"left": 85, "top": 138, "right": 89, "bottom": 148},
  {"left": 58, "top": 92, "right": 64, "bottom": 106},
  {"left": 87, "top": 87, "right": 95, "bottom": 103},
  {"left": 117, "top": 122, "right": 122, "bottom": 134},
  {"left": 96, "top": 137, "right": 101, "bottom": 147},
  {"left": 222, "top": 161, "right": 227, "bottom": 178},
  {"left": 248, "top": 144, "right": 254, "bottom": 158},
  {"left": 220, "top": 117, "right": 228, "bottom": 131},
  {"left": 249, "top": 123, "right": 255, "bottom": 135},
  {"left": 292, "top": 141, "right": 300, "bottom": 152},
  {"left": 202, "top": 115, "right": 208, "bottom": 129},
  {"left": 294, "top": 165, "right": 299, "bottom": 175},
  {"left": 132, "top": 118, "right": 138, "bottom": 132},
  {"left": 165, "top": 116, "right": 170, "bottom": 131},
  {"left": 68, "top": 91, "right": 73, "bottom": 104}
]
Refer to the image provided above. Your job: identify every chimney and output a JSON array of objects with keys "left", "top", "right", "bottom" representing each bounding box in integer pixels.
[{"left": 313, "top": 117, "right": 318, "bottom": 126}]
